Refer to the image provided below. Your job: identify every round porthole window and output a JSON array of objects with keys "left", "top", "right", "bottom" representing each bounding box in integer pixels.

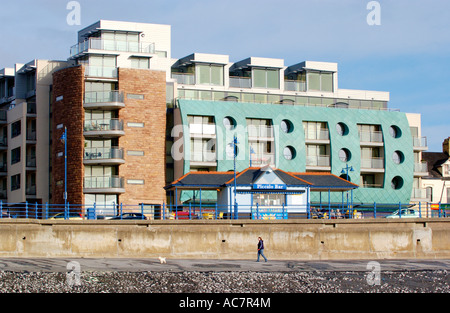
[
  {"left": 389, "top": 125, "right": 402, "bottom": 139},
  {"left": 391, "top": 176, "right": 404, "bottom": 190},
  {"left": 280, "top": 120, "right": 294, "bottom": 133},
  {"left": 223, "top": 117, "right": 236, "bottom": 130},
  {"left": 392, "top": 151, "right": 404, "bottom": 164},
  {"left": 283, "top": 146, "right": 296, "bottom": 160},
  {"left": 336, "top": 122, "right": 349, "bottom": 136},
  {"left": 339, "top": 148, "right": 351, "bottom": 162}
]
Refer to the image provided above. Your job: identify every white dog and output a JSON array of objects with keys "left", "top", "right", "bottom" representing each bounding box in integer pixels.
[{"left": 158, "top": 256, "right": 166, "bottom": 264}]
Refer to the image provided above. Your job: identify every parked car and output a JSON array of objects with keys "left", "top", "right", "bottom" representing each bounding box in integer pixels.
[
  {"left": 386, "top": 209, "right": 420, "bottom": 219},
  {"left": 110, "top": 213, "right": 148, "bottom": 220},
  {"left": 49, "top": 212, "right": 84, "bottom": 220}
]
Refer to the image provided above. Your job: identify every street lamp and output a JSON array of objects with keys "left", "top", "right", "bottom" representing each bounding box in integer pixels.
[
  {"left": 60, "top": 127, "right": 68, "bottom": 210},
  {"left": 229, "top": 135, "right": 239, "bottom": 219},
  {"left": 341, "top": 164, "right": 354, "bottom": 181}
]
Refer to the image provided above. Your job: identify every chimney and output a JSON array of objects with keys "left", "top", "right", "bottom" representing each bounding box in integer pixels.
[{"left": 443, "top": 137, "right": 450, "bottom": 156}]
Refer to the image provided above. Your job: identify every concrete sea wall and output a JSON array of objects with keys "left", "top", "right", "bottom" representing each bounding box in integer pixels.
[{"left": 0, "top": 219, "right": 449, "bottom": 260}]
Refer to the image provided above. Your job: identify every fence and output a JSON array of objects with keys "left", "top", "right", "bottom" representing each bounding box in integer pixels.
[{"left": 0, "top": 201, "right": 448, "bottom": 221}]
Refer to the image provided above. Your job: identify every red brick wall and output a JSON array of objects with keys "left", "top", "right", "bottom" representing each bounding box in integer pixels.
[
  {"left": 118, "top": 68, "right": 167, "bottom": 205},
  {"left": 51, "top": 66, "right": 84, "bottom": 205}
]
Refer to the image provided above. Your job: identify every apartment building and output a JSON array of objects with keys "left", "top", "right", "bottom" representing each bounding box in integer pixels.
[
  {"left": 169, "top": 54, "right": 429, "bottom": 206},
  {"left": 0, "top": 19, "right": 430, "bottom": 208}
]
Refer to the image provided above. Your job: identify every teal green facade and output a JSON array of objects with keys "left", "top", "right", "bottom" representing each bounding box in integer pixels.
[{"left": 177, "top": 99, "right": 414, "bottom": 205}]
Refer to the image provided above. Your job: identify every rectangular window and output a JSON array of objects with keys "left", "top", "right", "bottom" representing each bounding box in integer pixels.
[
  {"left": 127, "top": 150, "right": 145, "bottom": 156},
  {"left": 252, "top": 193, "right": 285, "bottom": 206},
  {"left": 196, "top": 64, "right": 224, "bottom": 86},
  {"left": 127, "top": 122, "right": 145, "bottom": 128},
  {"left": 307, "top": 71, "right": 333, "bottom": 92},
  {"left": 11, "top": 147, "right": 20, "bottom": 165},
  {"left": 127, "top": 94, "right": 145, "bottom": 100},
  {"left": 127, "top": 179, "right": 145, "bottom": 185},
  {"left": 11, "top": 120, "right": 21, "bottom": 138},
  {"left": 130, "top": 57, "right": 150, "bottom": 69},
  {"left": 11, "top": 174, "right": 20, "bottom": 191}
]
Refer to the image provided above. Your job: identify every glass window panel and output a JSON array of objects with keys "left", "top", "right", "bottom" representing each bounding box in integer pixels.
[
  {"left": 103, "top": 56, "right": 116, "bottom": 67},
  {"left": 266, "top": 69, "right": 279, "bottom": 89},
  {"left": 210, "top": 65, "right": 224, "bottom": 86},
  {"left": 321, "top": 73, "right": 333, "bottom": 92},
  {"left": 308, "top": 72, "right": 321, "bottom": 91},
  {"left": 254, "top": 93, "right": 267, "bottom": 103},
  {"left": 197, "top": 64, "right": 211, "bottom": 85},
  {"left": 253, "top": 68, "right": 266, "bottom": 88}
]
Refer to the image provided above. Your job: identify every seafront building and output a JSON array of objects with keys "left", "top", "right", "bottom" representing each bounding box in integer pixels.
[{"left": 0, "top": 20, "right": 431, "bottom": 212}]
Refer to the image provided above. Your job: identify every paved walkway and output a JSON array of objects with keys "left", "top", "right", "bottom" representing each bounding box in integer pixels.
[{"left": 0, "top": 258, "right": 449, "bottom": 273}]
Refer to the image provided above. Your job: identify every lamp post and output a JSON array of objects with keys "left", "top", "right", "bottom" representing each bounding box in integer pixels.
[
  {"left": 341, "top": 164, "right": 354, "bottom": 211},
  {"left": 60, "top": 127, "right": 68, "bottom": 210},
  {"left": 230, "top": 135, "right": 239, "bottom": 219}
]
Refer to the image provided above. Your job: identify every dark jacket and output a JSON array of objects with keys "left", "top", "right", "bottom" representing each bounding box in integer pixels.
[{"left": 258, "top": 240, "right": 264, "bottom": 250}]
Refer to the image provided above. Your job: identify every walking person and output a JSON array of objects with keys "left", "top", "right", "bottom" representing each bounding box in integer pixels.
[{"left": 257, "top": 237, "right": 268, "bottom": 262}]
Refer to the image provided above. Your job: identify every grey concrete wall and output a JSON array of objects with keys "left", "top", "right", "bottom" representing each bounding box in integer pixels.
[{"left": 0, "top": 219, "right": 449, "bottom": 260}]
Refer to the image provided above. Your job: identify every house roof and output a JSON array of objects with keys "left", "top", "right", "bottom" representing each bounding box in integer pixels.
[
  {"left": 422, "top": 152, "right": 450, "bottom": 179},
  {"left": 165, "top": 167, "right": 358, "bottom": 191}
]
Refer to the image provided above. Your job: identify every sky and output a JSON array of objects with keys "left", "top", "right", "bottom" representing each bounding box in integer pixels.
[{"left": 0, "top": 0, "right": 449, "bottom": 152}]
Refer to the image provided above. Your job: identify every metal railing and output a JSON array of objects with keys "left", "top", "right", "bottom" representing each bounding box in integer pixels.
[
  {"left": 84, "top": 119, "right": 124, "bottom": 132},
  {"left": 361, "top": 157, "right": 384, "bottom": 169},
  {"left": 84, "top": 147, "right": 124, "bottom": 161},
  {"left": 229, "top": 76, "right": 252, "bottom": 88},
  {"left": 0, "top": 202, "right": 447, "bottom": 220},
  {"left": 84, "top": 66, "right": 118, "bottom": 78},
  {"left": 171, "top": 73, "right": 195, "bottom": 85},
  {"left": 70, "top": 38, "right": 155, "bottom": 57},
  {"left": 83, "top": 176, "right": 125, "bottom": 190},
  {"left": 284, "top": 80, "right": 306, "bottom": 92},
  {"left": 306, "top": 155, "right": 331, "bottom": 167},
  {"left": 359, "top": 131, "right": 383, "bottom": 143},
  {"left": 84, "top": 91, "right": 124, "bottom": 104}
]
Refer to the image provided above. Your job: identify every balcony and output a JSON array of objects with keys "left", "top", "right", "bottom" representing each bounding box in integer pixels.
[
  {"left": 172, "top": 73, "right": 195, "bottom": 85},
  {"left": 0, "top": 163, "right": 6, "bottom": 176},
  {"left": 26, "top": 185, "right": 36, "bottom": 196},
  {"left": 26, "top": 156, "right": 36, "bottom": 170},
  {"left": 361, "top": 157, "right": 385, "bottom": 172},
  {"left": 251, "top": 153, "right": 276, "bottom": 167},
  {"left": 26, "top": 132, "right": 37, "bottom": 143},
  {"left": 84, "top": 66, "right": 118, "bottom": 79},
  {"left": 229, "top": 76, "right": 252, "bottom": 89},
  {"left": 189, "top": 123, "right": 216, "bottom": 138},
  {"left": 83, "top": 147, "right": 125, "bottom": 165},
  {"left": 413, "top": 136, "right": 428, "bottom": 151},
  {"left": 411, "top": 188, "right": 428, "bottom": 201},
  {"left": 306, "top": 155, "right": 331, "bottom": 169},
  {"left": 70, "top": 38, "right": 155, "bottom": 58},
  {"left": 413, "top": 162, "right": 428, "bottom": 176},
  {"left": 84, "top": 119, "right": 125, "bottom": 138},
  {"left": 83, "top": 176, "right": 125, "bottom": 194},
  {"left": 284, "top": 80, "right": 306, "bottom": 92},
  {"left": 190, "top": 150, "right": 217, "bottom": 167},
  {"left": 359, "top": 131, "right": 383, "bottom": 146},
  {"left": 305, "top": 129, "right": 330, "bottom": 143},
  {"left": 84, "top": 91, "right": 125, "bottom": 110},
  {"left": 247, "top": 125, "right": 274, "bottom": 140},
  {"left": 0, "top": 137, "right": 7, "bottom": 150},
  {"left": 0, "top": 110, "right": 6, "bottom": 124}
]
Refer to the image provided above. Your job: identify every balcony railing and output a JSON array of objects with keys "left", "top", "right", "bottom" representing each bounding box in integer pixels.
[
  {"left": 229, "top": 76, "right": 252, "bottom": 88},
  {"left": 251, "top": 153, "right": 276, "bottom": 166},
  {"left": 84, "top": 91, "right": 124, "bottom": 104},
  {"left": 84, "top": 66, "right": 118, "bottom": 78},
  {"left": 189, "top": 123, "right": 216, "bottom": 136},
  {"left": 247, "top": 125, "right": 274, "bottom": 139},
  {"left": 26, "top": 132, "right": 36, "bottom": 141},
  {"left": 359, "top": 131, "right": 383, "bottom": 143},
  {"left": 83, "top": 176, "right": 125, "bottom": 190},
  {"left": 190, "top": 151, "right": 217, "bottom": 163},
  {"left": 84, "top": 119, "right": 124, "bottom": 132},
  {"left": 26, "top": 185, "right": 36, "bottom": 196},
  {"left": 284, "top": 80, "right": 306, "bottom": 92},
  {"left": 411, "top": 188, "right": 427, "bottom": 200},
  {"left": 413, "top": 136, "right": 428, "bottom": 149},
  {"left": 306, "top": 155, "right": 331, "bottom": 167},
  {"left": 305, "top": 129, "right": 330, "bottom": 141},
  {"left": 414, "top": 162, "right": 428, "bottom": 174},
  {"left": 26, "top": 156, "right": 36, "bottom": 168},
  {"left": 172, "top": 73, "right": 195, "bottom": 85},
  {"left": 70, "top": 38, "right": 155, "bottom": 57},
  {"left": 0, "top": 110, "right": 7, "bottom": 122},
  {"left": 84, "top": 147, "right": 124, "bottom": 162},
  {"left": 361, "top": 157, "right": 384, "bottom": 169}
]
